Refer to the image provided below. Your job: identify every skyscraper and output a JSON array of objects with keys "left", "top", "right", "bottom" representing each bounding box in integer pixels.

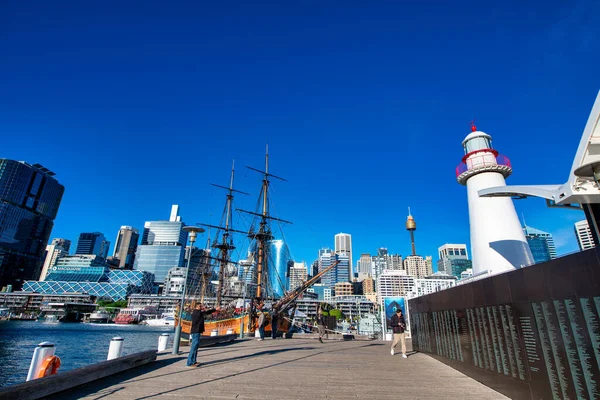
[
  {"left": 575, "top": 220, "right": 596, "bottom": 251},
  {"left": 437, "top": 244, "right": 472, "bottom": 277},
  {"left": 0, "top": 160, "right": 65, "bottom": 291},
  {"left": 334, "top": 233, "right": 353, "bottom": 276},
  {"left": 289, "top": 262, "right": 308, "bottom": 290},
  {"left": 40, "top": 238, "right": 71, "bottom": 281},
  {"left": 75, "top": 232, "right": 110, "bottom": 259},
  {"left": 358, "top": 253, "right": 373, "bottom": 276},
  {"left": 266, "top": 239, "right": 292, "bottom": 298},
  {"left": 113, "top": 226, "right": 140, "bottom": 269},
  {"left": 133, "top": 205, "right": 188, "bottom": 284},
  {"left": 404, "top": 255, "right": 432, "bottom": 278},
  {"left": 523, "top": 225, "right": 557, "bottom": 261}
]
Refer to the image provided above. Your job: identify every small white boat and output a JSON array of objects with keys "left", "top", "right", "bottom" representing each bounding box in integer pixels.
[
  {"left": 89, "top": 311, "right": 112, "bottom": 323},
  {"left": 143, "top": 312, "right": 175, "bottom": 326}
]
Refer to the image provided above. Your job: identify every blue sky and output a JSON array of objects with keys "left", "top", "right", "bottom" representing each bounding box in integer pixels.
[{"left": 1, "top": 1, "right": 598, "bottom": 271}]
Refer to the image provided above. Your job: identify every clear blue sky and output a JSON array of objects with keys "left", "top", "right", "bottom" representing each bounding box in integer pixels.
[{"left": 2, "top": 1, "right": 598, "bottom": 271}]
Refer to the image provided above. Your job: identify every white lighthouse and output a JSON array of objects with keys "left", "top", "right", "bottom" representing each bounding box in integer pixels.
[{"left": 457, "top": 124, "right": 533, "bottom": 275}]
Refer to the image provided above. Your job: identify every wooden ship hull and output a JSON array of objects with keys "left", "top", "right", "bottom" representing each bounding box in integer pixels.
[{"left": 177, "top": 313, "right": 290, "bottom": 338}]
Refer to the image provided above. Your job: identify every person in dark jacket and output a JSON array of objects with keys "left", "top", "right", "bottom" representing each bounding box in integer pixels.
[
  {"left": 390, "top": 308, "right": 407, "bottom": 358},
  {"left": 186, "top": 304, "right": 218, "bottom": 367},
  {"left": 316, "top": 307, "right": 326, "bottom": 343},
  {"left": 271, "top": 309, "right": 279, "bottom": 340}
]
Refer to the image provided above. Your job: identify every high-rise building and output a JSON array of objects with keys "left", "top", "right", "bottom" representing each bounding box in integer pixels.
[
  {"left": 0, "top": 160, "right": 65, "bottom": 291},
  {"left": 318, "top": 249, "right": 336, "bottom": 288},
  {"left": 40, "top": 238, "right": 71, "bottom": 281},
  {"left": 377, "top": 270, "right": 415, "bottom": 304},
  {"left": 358, "top": 253, "right": 373, "bottom": 275},
  {"left": 75, "top": 232, "right": 110, "bottom": 259},
  {"left": 575, "top": 220, "right": 596, "bottom": 251},
  {"left": 133, "top": 205, "right": 188, "bottom": 284},
  {"left": 289, "top": 262, "right": 308, "bottom": 290},
  {"left": 267, "top": 239, "right": 292, "bottom": 298},
  {"left": 362, "top": 277, "right": 375, "bottom": 294},
  {"left": 113, "top": 226, "right": 139, "bottom": 269},
  {"left": 436, "top": 244, "right": 472, "bottom": 278},
  {"left": 404, "top": 255, "right": 432, "bottom": 278},
  {"left": 334, "top": 233, "right": 353, "bottom": 276},
  {"left": 522, "top": 225, "right": 557, "bottom": 260}
]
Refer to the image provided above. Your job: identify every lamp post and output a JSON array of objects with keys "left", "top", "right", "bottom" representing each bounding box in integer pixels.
[{"left": 172, "top": 226, "right": 205, "bottom": 355}]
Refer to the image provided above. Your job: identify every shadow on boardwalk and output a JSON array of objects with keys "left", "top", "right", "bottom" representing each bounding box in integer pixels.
[{"left": 51, "top": 339, "right": 507, "bottom": 400}]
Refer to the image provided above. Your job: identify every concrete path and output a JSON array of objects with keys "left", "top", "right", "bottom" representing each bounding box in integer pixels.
[{"left": 54, "top": 338, "right": 508, "bottom": 400}]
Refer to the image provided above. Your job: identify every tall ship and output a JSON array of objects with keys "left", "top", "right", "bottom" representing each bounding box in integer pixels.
[{"left": 175, "top": 151, "right": 339, "bottom": 338}]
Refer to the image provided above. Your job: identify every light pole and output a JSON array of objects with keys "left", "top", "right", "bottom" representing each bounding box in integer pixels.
[{"left": 172, "top": 226, "right": 205, "bottom": 355}]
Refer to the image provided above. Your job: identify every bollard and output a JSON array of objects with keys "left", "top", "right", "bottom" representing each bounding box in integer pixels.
[
  {"left": 210, "top": 329, "right": 218, "bottom": 337},
  {"left": 158, "top": 333, "right": 169, "bottom": 351},
  {"left": 226, "top": 328, "right": 234, "bottom": 335},
  {"left": 26, "top": 342, "right": 55, "bottom": 381},
  {"left": 107, "top": 337, "right": 124, "bottom": 360}
]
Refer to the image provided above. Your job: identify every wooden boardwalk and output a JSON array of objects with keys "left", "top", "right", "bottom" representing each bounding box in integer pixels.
[{"left": 55, "top": 338, "right": 507, "bottom": 400}]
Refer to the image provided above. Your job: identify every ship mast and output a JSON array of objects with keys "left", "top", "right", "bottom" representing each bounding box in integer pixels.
[
  {"left": 199, "top": 161, "right": 249, "bottom": 306},
  {"left": 239, "top": 146, "right": 291, "bottom": 300}
]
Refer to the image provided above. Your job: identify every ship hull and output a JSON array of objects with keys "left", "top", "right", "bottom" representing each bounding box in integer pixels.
[{"left": 177, "top": 314, "right": 290, "bottom": 337}]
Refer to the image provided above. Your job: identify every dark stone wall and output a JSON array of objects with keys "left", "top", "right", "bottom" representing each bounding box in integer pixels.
[{"left": 409, "top": 248, "right": 600, "bottom": 400}]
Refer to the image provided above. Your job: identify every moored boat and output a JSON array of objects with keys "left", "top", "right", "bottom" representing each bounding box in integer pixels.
[{"left": 88, "top": 310, "right": 112, "bottom": 323}]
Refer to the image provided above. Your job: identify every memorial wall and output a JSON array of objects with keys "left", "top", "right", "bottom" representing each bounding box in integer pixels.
[{"left": 409, "top": 248, "right": 600, "bottom": 400}]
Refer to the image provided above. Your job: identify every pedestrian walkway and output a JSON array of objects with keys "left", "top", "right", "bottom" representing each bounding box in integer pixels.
[{"left": 56, "top": 338, "right": 507, "bottom": 399}]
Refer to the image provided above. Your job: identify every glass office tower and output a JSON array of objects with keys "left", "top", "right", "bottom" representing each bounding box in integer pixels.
[{"left": 0, "top": 160, "right": 64, "bottom": 291}]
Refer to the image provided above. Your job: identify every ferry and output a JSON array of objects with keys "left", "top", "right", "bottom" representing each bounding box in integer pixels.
[
  {"left": 88, "top": 310, "right": 112, "bottom": 323},
  {"left": 113, "top": 307, "right": 158, "bottom": 324},
  {"left": 142, "top": 312, "right": 175, "bottom": 326}
]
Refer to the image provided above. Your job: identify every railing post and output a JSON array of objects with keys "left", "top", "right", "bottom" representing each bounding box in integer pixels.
[
  {"left": 26, "top": 342, "right": 55, "bottom": 381},
  {"left": 107, "top": 337, "right": 124, "bottom": 360},
  {"left": 158, "top": 333, "right": 169, "bottom": 351}
]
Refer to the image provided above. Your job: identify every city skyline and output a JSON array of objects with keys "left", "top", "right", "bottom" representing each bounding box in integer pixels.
[{"left": 2, "top": 2, "right": 596, "bottom": 268}]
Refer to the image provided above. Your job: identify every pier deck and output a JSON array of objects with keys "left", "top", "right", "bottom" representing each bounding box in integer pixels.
[{"left": 55, "top": 338, "right": 507, "bottom": 399}]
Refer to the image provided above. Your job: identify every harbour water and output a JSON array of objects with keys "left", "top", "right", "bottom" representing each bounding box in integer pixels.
[{"left": 0, "top": 321, "right": 173, "bottom": 388}]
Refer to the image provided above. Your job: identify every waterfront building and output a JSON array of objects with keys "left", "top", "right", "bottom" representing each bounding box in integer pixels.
[
  {"left": 75, "top": 232, "right": 110, "bottom": 259},
  {"left": 40, "top": 238, "right": 71, "bottom": 281},
  {"left": 456, "top": 125, "right": 533, "bottom": 274},
  {"left": 289, "top": 262, "right": 308, "bottom": 290},
  {"left": 333, "top": 281, "right": 353, "bottom": 296},
  {"left": 0, "top": 160, "right": 65, "bottom": 291},
  {"left": 575, "top": 220, "right": 595, "bottom": 251},
  {"left": 334, "top": 233, "right": 353, "bottom": 275},
  {"left": 23, "top": 255, "right": 155, "bottom": 301},
  {"left": 127, "top": 294, "right": 181, "bottom": 313},
  {"left": 404, "top": 255, "right": 433, "bottom": 278},
  {"left": 437, "top": 244, "right": 472, "bottom": 277},
  {"left": 113, "top": 226, "right": 139, "bottom": 269},
  {"left": 0, "top": 292, "right": 93, "bottom": 313},
  {"left": 133, "top": 205, "right": 187, "bottom": 284},
  {"left": 377, "top": 270, "right": 416, "bottom": 303}
]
